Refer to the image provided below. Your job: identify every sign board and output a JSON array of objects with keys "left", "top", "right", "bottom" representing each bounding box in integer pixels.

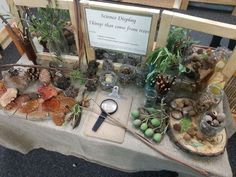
[
  {"left": 81, "top": 1, "right": 160, "bottom": 61},
  {"left": 85, "top": 9, "right": 152, "bottom": 55}
]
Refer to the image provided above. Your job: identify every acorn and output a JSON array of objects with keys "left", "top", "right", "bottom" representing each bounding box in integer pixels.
[
  {"left": 173, "top": 123, "right": 181, "bottom": 132},
  {"left": 187, "top": 127, "right": 196, "bottom": 137},
  {"left": 204, "top": 115, "right": 213, "bottom": 123},
  {"left": 212, "top": 119, "right": 219, "bottom": 127},
  {"left": 170, "top": 100, "right": 177, "bottom": 109},
  {"left": 196, "top": 131, "right": 204, "bottom": 141},
  {"left": 189, "top": 110, "right": 196, "bottom": 117},
  {"left": 217, "top": 113, "right": 226, "bottom": 123},
  {"left": 171, "top": 110, "right": 183, "bottom": 120},
  {"left": 182, "top": 106, "right": 193, "bottom": 115},
  {"left": 183, "top": 133, "right": 191, "bottom": 141}
]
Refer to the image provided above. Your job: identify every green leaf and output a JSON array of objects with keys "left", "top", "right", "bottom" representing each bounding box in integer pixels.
[
  {"left": 180, "top": 117, "right": 191, "bottom": 132},
  {"left": 68, "top": 70, "right": 85, "bottom": 84},
  {"left": 191, "top": 142, "right": 204, "bottom": 147},
  {"left": 178, "top": 64, "right": 187, "bottom": 74}
]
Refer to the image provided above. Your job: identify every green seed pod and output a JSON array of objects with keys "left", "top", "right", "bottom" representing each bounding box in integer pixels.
[
  {"left": 144, "top": 128, "right": 154, "bottom": 137},
  {"left": 140, "top": 123, "right": 148, "bottom": 131},
  {"left": 151, "top": 118, "right": 161, "bottom": 127},
  {"left": 133, "top": 119, "right": 142, "bottom": 127},
  {"left": 153, "top": 133, "right": 162, "bottom": 143},
  {"left": 131, "top": 110, "right": 140, "bottom": 120}
]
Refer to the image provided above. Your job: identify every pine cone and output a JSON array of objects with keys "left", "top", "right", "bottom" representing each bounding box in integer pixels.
[
  {"left": 63, "top": 86, "right": 79, "bottom": 98},
  {"left": 26, "top": 67, "right": 40, "bottom": 82},
  {"left": 39, "top": 69, "right": 51, "bottom": 85}
]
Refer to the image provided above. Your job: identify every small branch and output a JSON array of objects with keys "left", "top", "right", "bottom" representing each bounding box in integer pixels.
[
  {"left": 81, "top": 100, "right": 211, "bottom": 177},
  {"left": 0, "top": 63, "right": 96, "bottom": 81},
  {"left": 0, "top": 63, "right": 72, "bottom": 71}
]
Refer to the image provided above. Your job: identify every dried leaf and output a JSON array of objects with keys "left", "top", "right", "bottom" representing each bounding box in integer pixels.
[
  {"left": 19, "top": 99, "right": 40, "bottom": 114},
  {"left": 5, "top": 94, "right": 31, "bottom": 110},
  {"left": 0, "top": 88, "right": 18, "bottom": 107},
  {"left": 38, "top": 85, "right": 58, "bottom": 100},
  {"left": 42, "top": 97, "right": 60, "bottom": 112},
  {"left": 51, "top": 112, "right": 65, "bottom": 126},
  {"left": 56, "top": 95, "right": 76, "bottom": 113}
]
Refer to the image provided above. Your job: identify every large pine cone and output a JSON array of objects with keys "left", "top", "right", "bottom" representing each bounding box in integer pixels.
[{"left": 26, "top": 67, "right": 40, "bottom": 82}]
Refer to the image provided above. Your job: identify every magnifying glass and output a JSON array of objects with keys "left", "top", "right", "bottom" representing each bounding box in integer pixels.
[{"left": 92, "top": 99, "right": 118, "bottom": 132}]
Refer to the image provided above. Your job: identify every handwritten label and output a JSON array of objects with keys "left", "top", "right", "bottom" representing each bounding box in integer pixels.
[{"left": 85, "top": 8, "right": 152, "bottom": 55}]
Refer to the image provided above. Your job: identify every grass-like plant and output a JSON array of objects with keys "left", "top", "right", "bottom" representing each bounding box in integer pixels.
[{"left": 145, "top": 27, "right": 198, "bottom": 87}]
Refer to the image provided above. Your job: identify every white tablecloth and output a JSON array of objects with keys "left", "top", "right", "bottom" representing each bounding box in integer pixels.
[{"left": 0, "top": 85, "right": 235, "bottom": 177}]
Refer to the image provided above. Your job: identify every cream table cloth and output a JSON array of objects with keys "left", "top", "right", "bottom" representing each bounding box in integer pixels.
[
  {"left": 0, "top": 56, "right": 235, "bottom": 177},
  {"left": 0, "top": 90, "right": 235, "bottom": 177}
]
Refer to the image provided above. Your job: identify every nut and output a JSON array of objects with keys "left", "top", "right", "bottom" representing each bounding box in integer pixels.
[
  {"left": 183, "top": 133, "right": 191, "bottom": 141},
  {"left": 212, "top": 119, "right": 219, "bottom": 127},
  {"left": 187, "top": 127, "right": 196, "bottom": 137},
  {"left": 196, "top": 132, "right": 204, "bottom": 141},
  {"left": 189, "top": 110, "right": 196, "bottom": 117},
  {"left": 173, "top": 123, "right": 181, "bottom": 132},
  {"left": 171, "top": 110, "right": 183, "bottom": 120}
]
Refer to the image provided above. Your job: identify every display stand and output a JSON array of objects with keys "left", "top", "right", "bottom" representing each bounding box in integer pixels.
[
  {"left": 80, "top": 0, "right": 160, "bottom": 67},
  {"left": 0, "top": 26, "right": 12, "bottom": 50}
]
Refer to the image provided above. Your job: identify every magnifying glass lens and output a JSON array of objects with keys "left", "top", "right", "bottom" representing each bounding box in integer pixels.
[
  {"left": 101, "top": 99, "right": 117, "bottom": 114},
  {"left": 92, "top": 99, "right": 118, "bottom": 132}
]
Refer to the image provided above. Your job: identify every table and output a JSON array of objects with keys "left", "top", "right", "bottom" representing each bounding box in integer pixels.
[{"left": 0, "top": 56, "right": 236, "bottom": 177}]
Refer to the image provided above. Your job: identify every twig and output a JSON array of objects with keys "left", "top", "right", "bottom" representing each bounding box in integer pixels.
[
  {"left": 0, "top": 63, "right": 71, "bottom": 71},
  {"left": 80, "top": 99, "right": 211, "bottom": 177},
  {"left": 0, "top": 63, "right": 96, "bottom": 81}
]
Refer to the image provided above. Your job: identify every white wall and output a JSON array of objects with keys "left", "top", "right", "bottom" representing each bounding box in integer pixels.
[{"left": 0, "top": 0, "right": 9, "bottom": 29}]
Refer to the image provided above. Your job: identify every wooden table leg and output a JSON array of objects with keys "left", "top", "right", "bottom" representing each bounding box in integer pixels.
[
  {"left": 232, "top": 7, "right": 236, "bottom": 16},
  {"left": 180, "top": 0, "right": 189, "bottom": 10}
]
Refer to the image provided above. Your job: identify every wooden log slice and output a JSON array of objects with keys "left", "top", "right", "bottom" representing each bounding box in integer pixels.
[{"left": 169, "top": 115, "right": 227, "bottom": 157}]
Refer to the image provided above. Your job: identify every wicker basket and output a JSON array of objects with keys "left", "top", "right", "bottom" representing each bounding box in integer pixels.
[{"left": 224, "top": 72, "right": 236, "bottom": 122}]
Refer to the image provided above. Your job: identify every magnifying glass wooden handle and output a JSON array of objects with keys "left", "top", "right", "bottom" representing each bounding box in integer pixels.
[{"left": 92, "top": 110, "right": 108, "bottom": 132}]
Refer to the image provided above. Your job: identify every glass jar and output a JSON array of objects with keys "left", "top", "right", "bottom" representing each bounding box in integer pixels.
[
  {"left": 99, "top": 71, "right": 118, "bottom": 90},
  {"left": 135, "top": 63, "right": 148, "bottom": 88},
  {"left": 144, "top": 89, "right": 157, "bottom": 108},
  {"left": 196, "top": 84, "right": 223, "bottom": 114},
  {"left": 199, "top": 111, "right": 225, "bottom": 137},
  {"left": 118, "top": 64, "right": 136, "bottom": 85}
]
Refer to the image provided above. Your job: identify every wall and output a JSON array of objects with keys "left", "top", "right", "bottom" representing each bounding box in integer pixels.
[{"left": 0, "top": 0, "right": 10, "bottom": 29}]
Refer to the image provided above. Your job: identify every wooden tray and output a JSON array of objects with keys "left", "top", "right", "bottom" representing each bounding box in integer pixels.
[{"left": 84, "top": 91, "right": 132, "bottom": 143}]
